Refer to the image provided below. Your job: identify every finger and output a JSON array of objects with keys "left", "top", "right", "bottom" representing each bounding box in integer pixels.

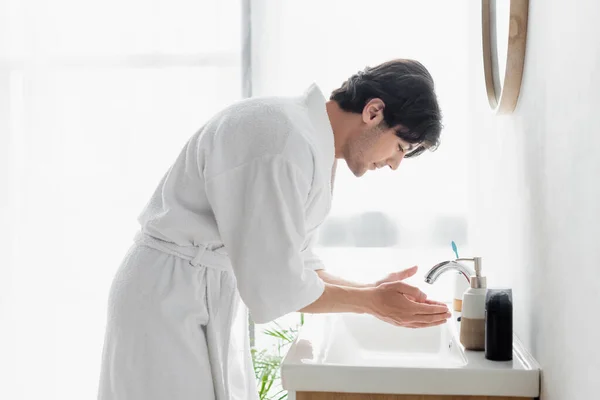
[
  {"left": 381, "top": 317, "right": 401, "bottom": 327},
  {"left": 404, "top": 320, "right": 448, "bottom": 329},
  {"left": 413, "top": 312, "right": 452, "bottom": 323},
  {"left": 423, "top": 299, "right": 448, "bottom": 306},
  {"left": 406, "top": 295, "right": 448, "bottom": 307},
  {"left": 405, "top": 295, "right": 445, "bottom": 305},
  {"left": 410, "top": 298, "right": 449, "bottom": 314},
  {"left": 394, "top": 265, "right": 418, "bottom": 281},
  {"left": 404, "top": 321, "right": 446, "bottom": 329},
  {"left": 375, "top": 315, "right": 404, "bottom": 328},
  {"left": 388, "top": 282, "right": 427, "bottom": 302}
]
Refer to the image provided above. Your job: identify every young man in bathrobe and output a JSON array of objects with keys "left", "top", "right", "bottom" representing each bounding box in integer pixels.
[{"left": 98, "top": 59, "right": 450, "bottom": 400}]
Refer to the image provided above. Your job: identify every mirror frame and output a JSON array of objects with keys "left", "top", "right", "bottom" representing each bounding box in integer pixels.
[{"left": 482, "top": 0, "right": 529, "bottom": 114}]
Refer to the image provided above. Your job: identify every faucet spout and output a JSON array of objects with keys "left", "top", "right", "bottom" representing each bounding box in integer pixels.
[{"left": 424, "top": 259, "right": 475, "bottom": 285}]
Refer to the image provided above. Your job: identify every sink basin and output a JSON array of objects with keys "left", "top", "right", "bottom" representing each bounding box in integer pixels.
[
  {"left": 281, "top": 309, "right": 540, "bottom": 397},
  {"left": 322, "top": 314, "right": 466, "bottom": 368}
]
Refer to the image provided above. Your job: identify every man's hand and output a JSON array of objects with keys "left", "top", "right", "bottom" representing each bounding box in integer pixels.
[
  {"left": 366, "top": 281, "right": 451, "bottom": 328},
  {"left": 374, "top": 265, "right": 447, "bottom": 305},
  {"left": 374, "top": 265, "right": 420, "bottom": 287},
  {"left": 301, "top": 265, "right": 451, "bottom": 328},
  {"left": 369, "top": 265, "right": 450, "bottom": 327}
]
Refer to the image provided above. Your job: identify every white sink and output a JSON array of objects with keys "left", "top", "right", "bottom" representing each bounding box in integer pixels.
[
  {"left": 281, "top": 309, "right": 540, "bottom": 397},
  {"left": 321, "top": 313, "right": 466, "bottom": 368}
]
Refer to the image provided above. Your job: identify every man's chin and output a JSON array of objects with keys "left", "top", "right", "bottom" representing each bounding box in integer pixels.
[
  {"left": 352, "top": 166, "right": 367, "bottom": 177},
  {"left": 346, "top": 159, "right": 367, "bottom": 177}
]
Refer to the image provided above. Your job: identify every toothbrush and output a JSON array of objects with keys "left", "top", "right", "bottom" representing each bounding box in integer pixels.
[
  {"left": 451, "top": 241, "right": 460, "bottom": 260},
  {"left": 451, "top": 240, "right": 463, "bottom": 320}
]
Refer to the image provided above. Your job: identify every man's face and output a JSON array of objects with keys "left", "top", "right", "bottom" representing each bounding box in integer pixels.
[{"left": 345, "top": 122, "right": 415, "bottom": 177}]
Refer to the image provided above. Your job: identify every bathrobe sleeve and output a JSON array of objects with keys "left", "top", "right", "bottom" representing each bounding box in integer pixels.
[
  {"left": 300, "top": 159, "right": 335, "bottom": 271},
  {"left": 204, "top": 154, "right": 325, "bottom": 324},
  {"left": 301, "top": 231, "right": 325, "bottom": 271}
]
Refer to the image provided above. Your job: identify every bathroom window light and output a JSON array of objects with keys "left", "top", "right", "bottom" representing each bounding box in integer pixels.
[{"left": 0, "top": 0, "right": 242, "bottom": 399}]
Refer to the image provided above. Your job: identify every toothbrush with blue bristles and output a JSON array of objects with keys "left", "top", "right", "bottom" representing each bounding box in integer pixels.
[{"left": 451, "top": 241, "right": 460, "bottom": 260}]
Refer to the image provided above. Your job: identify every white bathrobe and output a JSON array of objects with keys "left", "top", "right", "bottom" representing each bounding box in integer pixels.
[{"left": 98, "top": 84, "right": 336, "bottom": 400}]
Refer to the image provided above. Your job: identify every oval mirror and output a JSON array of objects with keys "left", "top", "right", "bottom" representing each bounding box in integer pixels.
[{"left": 482, "top": 0, "right": 529, "bottom": 114}]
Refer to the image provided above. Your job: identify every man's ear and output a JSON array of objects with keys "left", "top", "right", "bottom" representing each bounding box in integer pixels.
[{"left": 362, "top": 98, "right": 386, "bottom": 124}]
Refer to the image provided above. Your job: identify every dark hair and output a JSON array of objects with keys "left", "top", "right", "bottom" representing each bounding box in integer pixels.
[{"left": 330, "top": 59, "right": 442, "bottom": 158}]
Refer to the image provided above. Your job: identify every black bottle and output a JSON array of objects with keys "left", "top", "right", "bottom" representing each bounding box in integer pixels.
[{"left": 485, "top": 288, "right": 513, "bottom": 361}]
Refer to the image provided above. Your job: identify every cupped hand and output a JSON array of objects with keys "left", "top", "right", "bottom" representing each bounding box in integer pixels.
[{"left": 368, "top": 277, "right": 451, "bottom": 329}]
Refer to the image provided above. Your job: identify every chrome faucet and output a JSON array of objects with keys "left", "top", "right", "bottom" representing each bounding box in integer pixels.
[{"left": 424, "top": 257, "right": 484, "bottom": 288}]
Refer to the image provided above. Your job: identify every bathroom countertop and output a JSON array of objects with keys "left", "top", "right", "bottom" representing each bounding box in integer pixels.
[{"left": 281, "top": 308, "right": 541, "bottom": 397}]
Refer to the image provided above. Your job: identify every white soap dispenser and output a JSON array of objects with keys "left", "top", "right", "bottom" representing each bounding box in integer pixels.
[
  {"left": 459, "top": 257, "right": 487, "bottom": 351},
  {"left": 453, "top": 272, "right": 470, "bottom": 312}
]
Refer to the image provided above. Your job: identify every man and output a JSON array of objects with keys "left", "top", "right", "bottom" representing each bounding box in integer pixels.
[{"left": 98, "top": 59, "right": 450, "bottom": 400}]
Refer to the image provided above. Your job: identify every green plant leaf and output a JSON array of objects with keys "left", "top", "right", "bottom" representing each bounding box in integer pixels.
[
  {"left": 264, "top": 322, "right": 297, "bottom": 344},
  {"left": 253, "top": 321, "right": 303, "bottom": 399},
  {"left": 263, "top": 328, "right": 290, "bottom": 342},
  {"left": 276, "top": 392, "right": 288, "bottom": 400}
]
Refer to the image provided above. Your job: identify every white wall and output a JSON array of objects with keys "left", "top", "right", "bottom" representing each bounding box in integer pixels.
[
  {"left": 250, "top": 0, "right": 471, "bottom": 245},
  {"left": 467, "top": 1, "right": 600, "bottom": 399}
]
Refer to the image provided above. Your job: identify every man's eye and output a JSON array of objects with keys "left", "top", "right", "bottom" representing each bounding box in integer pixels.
[{"left": 398, "top": 144, "right": 405, "bottom": 153}]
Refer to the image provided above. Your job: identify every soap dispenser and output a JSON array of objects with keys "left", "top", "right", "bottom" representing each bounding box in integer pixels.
[{"left": 459, "top": 257, "right": 487, "bottom": 351}]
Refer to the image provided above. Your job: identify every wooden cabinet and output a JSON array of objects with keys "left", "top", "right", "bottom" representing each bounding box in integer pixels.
[{"left": 296, "top": 393, "right": 533, "bottom": 400}]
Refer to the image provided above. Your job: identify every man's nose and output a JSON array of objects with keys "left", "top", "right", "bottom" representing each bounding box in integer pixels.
[{"left": 388, "top": 152, "right": 405, "bottom": 170}]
